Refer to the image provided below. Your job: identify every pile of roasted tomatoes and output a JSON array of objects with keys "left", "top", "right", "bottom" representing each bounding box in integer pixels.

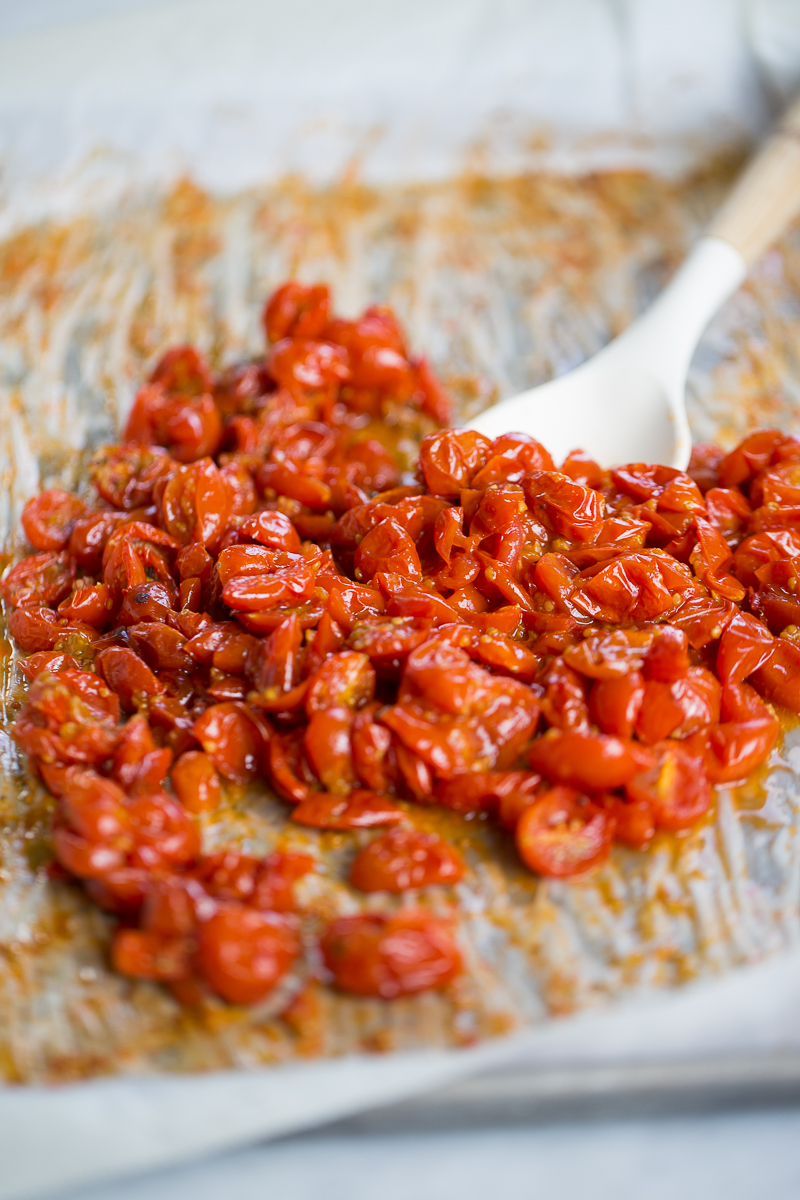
[{"left": 4, "top": 279, "right": 800, "bottom": 1010}]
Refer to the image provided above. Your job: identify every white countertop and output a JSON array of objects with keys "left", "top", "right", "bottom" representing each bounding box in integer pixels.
[{"left": 44, "top": 1108, "right": 800, "bottom": 1200}]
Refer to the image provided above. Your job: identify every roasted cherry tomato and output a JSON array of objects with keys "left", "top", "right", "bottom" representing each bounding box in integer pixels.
[
  {"left": 349, "top": 828, "right": 464, "bottom": 892},
  {"left": 516, "top": 787, "right": 615, "bottom": 877},
  {"left": 263, "top": 281, "right": 331, "bottom": 343},
  {"left": 21, "top": 489, "right": 87, "bottom": 551},
  {"left": 321, "top": 911, "right": 461, "bottom": 998},
  {"left": 197, "top": 906, "right": 299, "bottom": 1005},
  {"left": 626, "top": 746, "right": 711, "bottom": 831},
  {"left": 10, "top": 280, "right": 800, "bottom": 1008},
  {"left": 171, "top": 749, "right": 223, "bottom": 813},
  {"left": 193, "top": 703, "right": 267, "bottom": 783},
  {"left": 89, "top": 444, "right": 173, "bottom": 510}
]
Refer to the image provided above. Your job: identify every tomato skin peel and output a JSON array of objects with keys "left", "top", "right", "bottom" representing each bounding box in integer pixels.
[{"left": 4, "top": 277, "right": 797, "bottom": 1007}]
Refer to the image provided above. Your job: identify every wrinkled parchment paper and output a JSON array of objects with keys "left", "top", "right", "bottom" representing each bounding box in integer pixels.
[{"left": 4, "top": 1, "right": 800, "bottom": 1196}]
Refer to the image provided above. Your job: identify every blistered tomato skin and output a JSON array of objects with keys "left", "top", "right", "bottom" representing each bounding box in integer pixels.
[
  {"left": 516, "top": 788, "right": 615, "bottom": 877},
  {"left": 198, "top": 906, "right": 300, "bottom": 1005},
  {"left": 4, "top": 276, "right": 797, "bottom": 1010},
  {"left": 171, "top": 750, "right": 222, "bottom": 813},
  {"left": 349, "top": 828, "right": 465, "bottom": 892},
  {"left": 193, "top": 703, "right": 265, "bottom": 783},
  {"left": 21, "top": 490, "right": 87, "bottom": 552},
  {"left": 321, "top": 912, "right": 462, "bottom": 999}
]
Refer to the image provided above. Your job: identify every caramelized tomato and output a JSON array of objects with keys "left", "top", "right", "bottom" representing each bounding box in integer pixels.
[
  {"left": 516, "top": 787, "right": 615, "bottom": 877},
  {"left": 6, "top": 276, "right": 798, "bottom": 1011},
  {"left": 349, "top": 828, "right": 464, "bottom": 892},
  {"left": 198, "top": 906, "right": 300, "bottom": 1005},
  {"left": 321, "top": 912, "right": 461, "bottom": 999}
]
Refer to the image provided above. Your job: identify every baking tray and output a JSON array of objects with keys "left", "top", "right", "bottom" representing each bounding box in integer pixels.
[{"left": 334, "top": 1052, "right": 800, "bottom": 1133}]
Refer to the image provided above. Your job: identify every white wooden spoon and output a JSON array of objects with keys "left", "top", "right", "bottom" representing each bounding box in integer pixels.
[{"left": 467, "top": 96, "right": 800, "bottom": 469}]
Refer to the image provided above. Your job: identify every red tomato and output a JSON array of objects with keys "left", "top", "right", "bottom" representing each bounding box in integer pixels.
[
  {"left": 349, "top": 828, "right": 464, "bottom": 892},
  {"left": 343, "top": 440, "right": 401, "bottom": 492},
  {"left": 418, "top": 430, "right": 493, "bottom": 498},
  {"left": 524, "top": 471, "right": 605, "bottom": 542},
  {"left": 303, "top": 706, "right": 356, "bottom": 795},
  {"left": 516, "top": 787, "right": 615, "bottom": 877},
  {"left": 18, "top": 650, "right": 80, "bottom": 680},
  {"left": 239, "top": 509, "right": 302, "bottom": 552},
  {"left": 349, "top": 616, "right": 433, "bottom": 674},
  {"left": 351, "top": 705, "right": 396, "bottom": 793},
  {"left": 171, "top": 750, "right": 222, "bottom": 813},
  {"left": 626, "top": 746, "right": 711, "bottom": 831},
  {"left": 57, "top": 582, "right": 113, "bottom": 628},
  {"left": 68, "top": 510, "right": 129, "bottom": 572},
  {"left": 13, "top": 668, "right": 120, "bottom": 766},
  {"left": 471, "top": 433, "right": 554, "bottom": 488},
  {"left": 111, "top": 714, "right": 171, "bottom": 796},
  {"left": 528, "top": 731, "right": 652, "bottom": 791},
  {"left": 267, "top": 339, "right": 350, "bottom": 393},
  {"left": 51, "top": 823, "right": 126, "bottom": 879},
  {"left": 162, "top": 458, "right": 231, "bottom": 547},
  {"left": 21, "top": 489, "right": 86, "bottom": 551},
  {"left": 193, "top": 703, "right": 266, "bottom": 783},
  {"left": 59, "top": 767, "right": 131, "bottom": 847},
  {"left": 751, "top": 637, "right": 800, "bottom": 712},
  {"left": 603, "top": 794, "right": 656, "bottom": 850},
  {"left": 634, "top": 670, "right": 719, "bottom": 745},
  {"left": 305, "top": 651, "right": 376, "bottom": 714},
  {"left": 472, "top": 632, "right": 538, "bottom": 681},
  {"left": 291, "top": 789, "right": 405, "bottom": 829},
  {"left": 127, "top": 622, "right": 192, "bottom": 671},
  {"left": 155, "top": 393, "right": 223, "bottom": 462},
  {"left": 687, "top": 442, "right": 724, "bottom": 492},
  {"left": 197, "top": 906, "right": 299, "bottom": 1005},
  {"left": 2, "top": 551, "right": 75, "bottom": 609},
  {"left": 149, "top": 345, "right": 215, "bottom": 396},
  {"left": 141, "top": 874, "right": 210, "bottom": 936},
  {"left": 540, "top": 659, "right": 591, "bottom": 732},
  {"left": 89, "top": 444, "right": 173, "bottom": 510},
  {"left": 560, "top": 449, "right": 604, "bottom": 489},
  {"left": 571, "top": 552, "right": 694, "bottom": 623},
  {"left": 435, "top": 769, "right": 540, "bottom": 815},
  {"left": 267, "top": 730, "right": 318, "bottom": 803},
  {"left": 321, "top": 911, "right": 461, "bottom": 998},
  {"left": 411, "top": 356, "right": 452, "bottom": 424},
  {"left": 194, "top": 850, "right": 260, "bottom": 903},
  {"left": 222, "top": 562, "right": 315, "bottom": 612},
  {"left": 96, "top": 645, "right": 163, "bottom": 712},
  {"left": 112, "top": 929, "right": 193, "bottom": 981},
  {"left": 263, "top": 281, "right": 331, "bottom": 342},
  {"left": 354, "top": 518, "right": 422, "bottom": 582},
  {"left": 717, "top": 429, "right": 800, "bottom": 490},
  {"left": 716, "top": 611, "right": 775, "bottom": 686},
  {"left": 125, "top": 798, "right": 199, "bottom": 875},
  {"left": 8, "top": 605, "right": 64, "bottom": 653}
]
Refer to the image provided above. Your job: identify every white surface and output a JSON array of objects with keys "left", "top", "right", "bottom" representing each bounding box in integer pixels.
[
  {"left": 0, "top": 0, "right": 790, "bottom": 236},
  {"left": 45, "top": 1110, "right": 800, "bottom": 1200},
  {"left": 467, "top": 235, "right": 748, "bottom": 466}
]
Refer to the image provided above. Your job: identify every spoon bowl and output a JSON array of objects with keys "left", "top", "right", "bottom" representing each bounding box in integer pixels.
[
  {"left": 467, "top": 236, "right": 745, "bottom": 469},
  {"left": 467, "top": 95, "right": 800, "bottom": 469},
  {"left": 468, "top": 350, "right": 681, "bottom": 470}
]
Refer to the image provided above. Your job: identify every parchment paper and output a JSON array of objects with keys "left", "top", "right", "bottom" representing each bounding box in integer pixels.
[{"left": 3, "top": 1, "right": 800, "bottom": 1196}]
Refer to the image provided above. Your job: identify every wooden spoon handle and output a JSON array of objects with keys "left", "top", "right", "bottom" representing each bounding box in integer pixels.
[{"left": 708, "top": 94, "right": 800, "bottom": 267}]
